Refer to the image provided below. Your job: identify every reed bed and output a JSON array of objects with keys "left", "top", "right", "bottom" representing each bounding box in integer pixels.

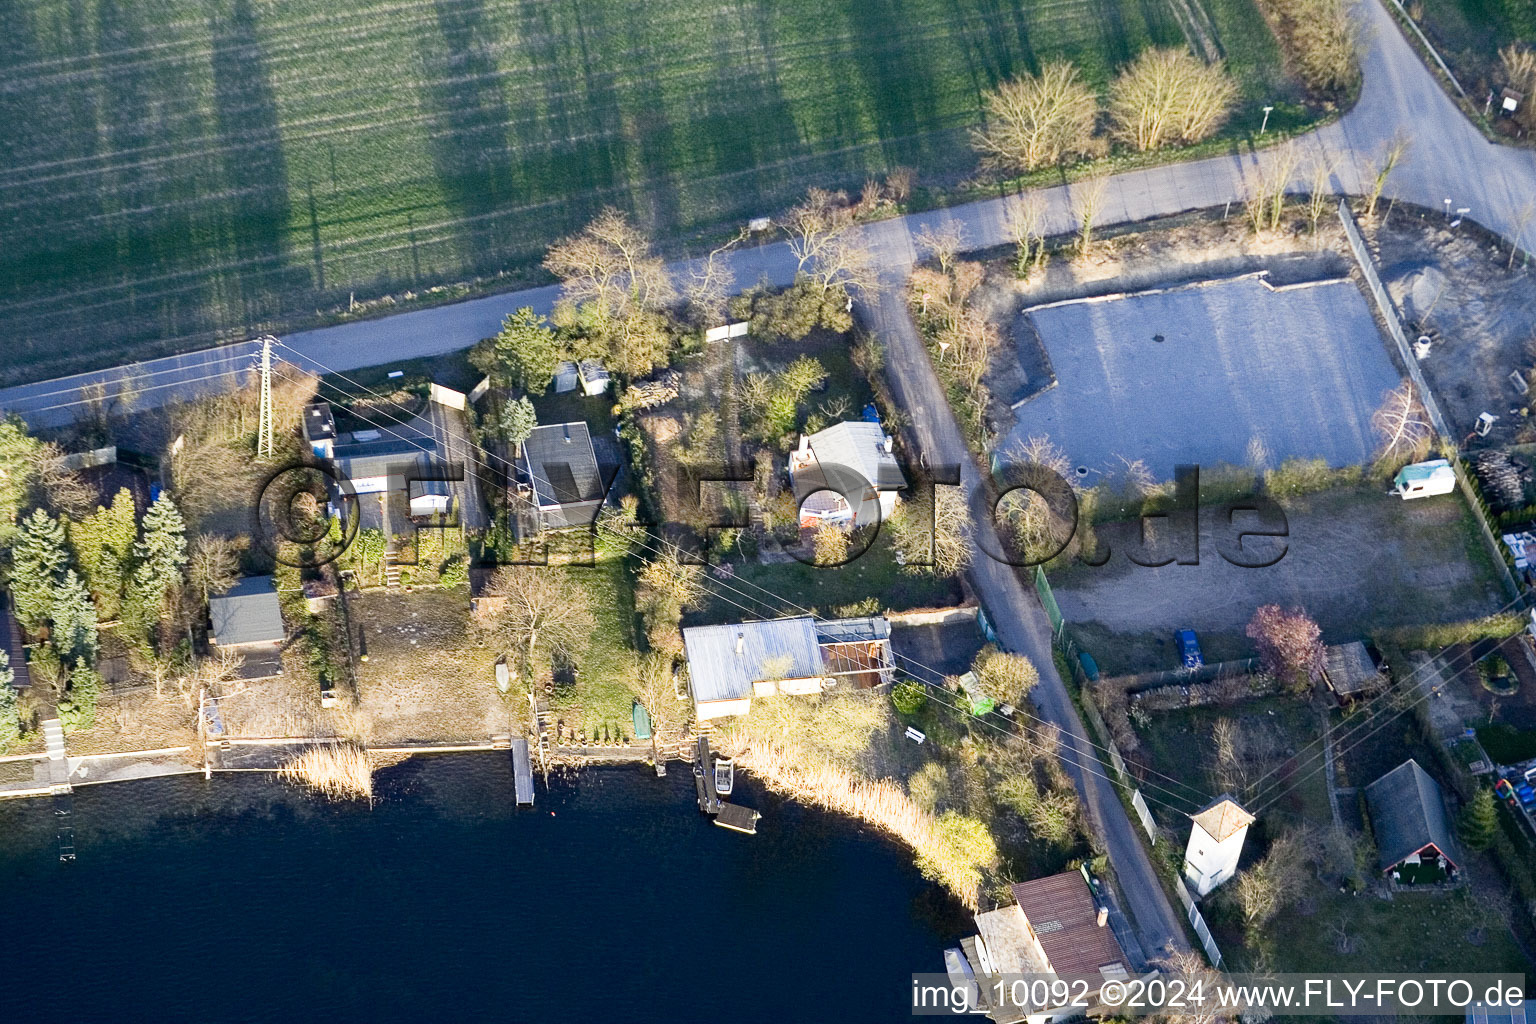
[
  {"left": 279, "top": 743, "right": 374, "bottom": 802},
  {"left": 716, "top": 696, "right": 994, "bottom": 909}
]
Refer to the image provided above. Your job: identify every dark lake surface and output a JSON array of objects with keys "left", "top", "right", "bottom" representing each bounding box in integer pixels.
[{"left": 0, "top": 755, "right": 967, "bottom": 1022}]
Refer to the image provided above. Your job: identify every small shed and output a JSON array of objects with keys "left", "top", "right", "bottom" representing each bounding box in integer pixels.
[
  {"left": 209, "top": 576, "right": 287, "bottom": 680},
  {"left": 303, "top": 403, "right": 336, "bottom": 458},
  {"left": 1365, "top": 758, "right": 1461, "bottom": 882},
  {"left": 1393, "top": 459, "right": 1455, "bottom": 499},
  {"left": 577, "top": 359, "right": 611, "bottom": 396},
  {"left": 1322, "top": 641, "right": 1387, "bottom": 703},
  {"left": 406, "top": 456, "right": 453, "bottom": 516},
  {"left": 553, "top": 360, "right": 580, "bottom": 394}
]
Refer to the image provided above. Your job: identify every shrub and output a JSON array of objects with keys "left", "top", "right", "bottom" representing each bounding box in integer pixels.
[{"left": 892, "top": 680, "right": 928, "bottom": 715}]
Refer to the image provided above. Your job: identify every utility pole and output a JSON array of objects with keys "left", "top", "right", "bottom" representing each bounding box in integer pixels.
[{"left": 257, "top": 335, "right": 275, "bottom": 458}]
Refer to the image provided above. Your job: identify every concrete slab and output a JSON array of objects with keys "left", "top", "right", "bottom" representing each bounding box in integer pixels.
[{"left": 1004, "top": 277, "right": 1401, "bottom": 478}]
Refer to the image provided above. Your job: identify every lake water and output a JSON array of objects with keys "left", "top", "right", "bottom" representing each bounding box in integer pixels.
[{"left": 0, "top": 755, "right": 966, "bottom": 1022}]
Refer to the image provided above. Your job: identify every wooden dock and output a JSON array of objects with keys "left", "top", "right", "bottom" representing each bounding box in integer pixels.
[
  {"left": 511, "top": 738, "right": 534, "bottom": 807},
  {"left": 714, "top": 803, "right": 760, "bottom": 834}
]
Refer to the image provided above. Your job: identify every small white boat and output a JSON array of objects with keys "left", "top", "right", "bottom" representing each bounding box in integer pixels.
[{"left": 713, "top": 756, "right": 734, "bottom": 797}]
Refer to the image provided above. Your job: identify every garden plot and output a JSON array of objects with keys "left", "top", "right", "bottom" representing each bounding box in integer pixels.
[{"left": 1003, "top": 276, "right": 1401, "bottom": 475}]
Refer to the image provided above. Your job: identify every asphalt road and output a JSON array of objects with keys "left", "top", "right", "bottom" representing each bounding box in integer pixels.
[
  {"left": 0, "top": 0, "right": 1527, "bottom": 963},
  {"left": 6, "top": 0, "right": 1535, "bottom": 425},
  {"left": 864, "top": 283, "right": 1195, "bottom": 962}
]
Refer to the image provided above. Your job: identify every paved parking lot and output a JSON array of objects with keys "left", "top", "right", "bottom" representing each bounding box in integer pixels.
[{"left": 1003, "top": 276, "right": 1402, "bottom": 478}]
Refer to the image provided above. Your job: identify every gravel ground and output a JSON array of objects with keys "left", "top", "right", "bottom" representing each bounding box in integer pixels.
[
  {"left": 1002, "top": 276, "right": 1402, "bottom": 477},
  {"left": 1048, "top": 487, "right": 1504, "bottom": 643}
]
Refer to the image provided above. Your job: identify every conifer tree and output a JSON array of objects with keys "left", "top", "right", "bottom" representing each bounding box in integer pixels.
[
  {"left": 69, "top": 487, "right": 138, "bottom": 620},
  {"left": 1459, "top": 788, "right": 1499, "bottom": 851},
  {"left": 50, "top": 569, "right": 98, "bottom": 668},
  {"left": 9, "top": 508, "right": 68, "bottom": 631},
  {"left": 132, "top": 494, "right": 188, "bottom": 618}
]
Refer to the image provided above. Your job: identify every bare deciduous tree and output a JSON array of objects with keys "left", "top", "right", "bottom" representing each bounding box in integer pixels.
[
  {"left": 1071, "top": 175, "right": 1110, "bottom": 259},
  {"left": 1004, "top": 192, "right": 1048, "bottom": 277},
  {"left": 187, "top": 534, "right": 244, "bottom": 606},
  {"left": 544, "top": 207, "right": 673, "bottom": 324},
  {"left": 971, "top": 61, "right": 1102, "bottom": 175},
  {"left": 997, "top": 434, "right": 1077, "bottom": 563},
  {"left": 1108, "top": 48, "right": 1238, "bottom": 152},
  {"left": 785, "top": 188, "right": 876, "bottom": 297},
  {"left": 1233, "top": 831, "right": 1306, "bottom": 924},
  {"left": 485, "top": 566, "right": 595, "bottom": 678},
  {"left": 914, "top": 222, "right": 966, "bottom": 277},
  {"left": 1289, "top": 0, "right": 1361, "bottom": 95},
  {"left": 1371, "top": 379, "right": 1434, "bottom": 469},
  {"left": 1361, "top": 135, "right": 1410, "bottom": 220},
  {"left": 684, "top": 228, "right": 747, "bottom": 327},
  {"left": 1304, "top": 156, "right": 1335, "bottom": 237},
  {"left": 889, "top": 483, "right": 973, "bottom": 576}
]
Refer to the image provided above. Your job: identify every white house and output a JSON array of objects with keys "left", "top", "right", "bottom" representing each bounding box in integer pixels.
[
  {"left": 787, "top": 421, "right": 905, "bottom": 528},
  {"left": 1182, "top": 795, "right": 1253, "bottom": 898}
]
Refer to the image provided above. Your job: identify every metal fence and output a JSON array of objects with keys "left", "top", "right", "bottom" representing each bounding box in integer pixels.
[
  {"left": 1131, "top": 788, "right": 1158, "bottom": 845},
  {"left": 1034, "top": 564, "right": 1064, "bottom": 634},
  {"left": 1173, "top": 877, "right": 1225, "bottom": 968}
]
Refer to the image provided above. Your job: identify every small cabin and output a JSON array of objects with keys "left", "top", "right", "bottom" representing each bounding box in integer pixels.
[{"left": 1393, "top": 459, "right": 1455, "bottom": 499}]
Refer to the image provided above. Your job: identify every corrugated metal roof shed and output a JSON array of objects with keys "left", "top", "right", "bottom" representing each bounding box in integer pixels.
[
  {"left": 1009, "top": 872, "right": 1127, "bottom": 979},
  {"left": 1365, "top": 758, "right": 1461, "bottom": 871},
  {"left": 209, "top": 576, "right": 286, "bottom": 647},
  {"left": 799, "top": 421, "right": 906, "bottom": 491},
  {"left": 683, "top": 617, "right": 822, "bottom": 704}
]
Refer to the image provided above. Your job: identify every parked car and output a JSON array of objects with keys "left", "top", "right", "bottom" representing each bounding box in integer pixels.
[{"left": 1175, "top": 629, "right": 1204, "bottom": 670}]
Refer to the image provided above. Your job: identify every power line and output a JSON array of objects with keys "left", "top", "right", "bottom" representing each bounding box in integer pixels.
[{"left": 278, "top": 344, "right": 1211, "bottom": 812}]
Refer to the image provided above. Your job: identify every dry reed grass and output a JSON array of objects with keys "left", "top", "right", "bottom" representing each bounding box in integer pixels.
[
  {"left": 279, "top": 743, "right": 374, "bottom": 802},
  {"left": 714, "top": 693, "right": 995, "bottom": 909}
]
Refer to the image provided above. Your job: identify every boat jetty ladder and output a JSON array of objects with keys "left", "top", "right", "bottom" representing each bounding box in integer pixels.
[{"left": 511, "top": 737, "right": 535, "bottom": 807}]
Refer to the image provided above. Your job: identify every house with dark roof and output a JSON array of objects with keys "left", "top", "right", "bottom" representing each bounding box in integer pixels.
[
  {"left": 682, "top": 615, "right": 896, "bottom": 720},
  {"left": 331, "top": 433, "right": 457, "bottom": 519},
  {"left": 513, "top": 422, "right": 604, "bottom": 533},
  {"left": 788, "top": 421, "right": 906, "bottom": 528},
  {"left": 1, "top": 591, "right": 31, "bottom": 691},
  {"left": 950, "top": 870, "right": 1135, "bottom": 1023},
  {"left": 1365, "top": 759, "right": 1461, "bottom": 883},
  {"left": 208, "top": 576, "right": 286, "bottom": 680}
]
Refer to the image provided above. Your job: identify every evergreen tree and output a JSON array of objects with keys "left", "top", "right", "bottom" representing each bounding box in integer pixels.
[
  {"left": 132, "top": 494, "right": 187, "bottom": 617},
  {"left": 50, "top": 569, "right": 98, "bottom": 668},
  {"left": 501, "top": 396, "right": 538, "bottom": 456},
  {"left": 1459, "top": 788, "right": 1500, "bottom": 851},
  {"left": 0, "top": 418, "right": 43, "bottom": 550},
  {"left": 0, "top": 650, "right": 19, "bottom": 749},
  {"left": 69, "top": 487, "right": 138, "bottom": 620},
  {"left": 58, "top": 663, "right": 102, "bottom": 734},
  {"left": 492, "top": 307, "right": 561, "bottom": 394},
  {"left": 9, "top": 508, "right": 68, "bottom": 631}
]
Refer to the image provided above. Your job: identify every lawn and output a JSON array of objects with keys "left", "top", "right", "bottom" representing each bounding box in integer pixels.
[
  {"left": 2, "top": 0, "right": 1302, "bottom": 382},
  {"left": 689, "top": 536, "right": 962, "bottom": 625},
  {"left": 1402, "top": 0, "right": 1536, "bottom": 101}
]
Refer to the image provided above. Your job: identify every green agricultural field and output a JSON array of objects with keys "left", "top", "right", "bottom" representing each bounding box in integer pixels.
[{"left": 1, "top": 0, "right": 1300, "bottom": 382}]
